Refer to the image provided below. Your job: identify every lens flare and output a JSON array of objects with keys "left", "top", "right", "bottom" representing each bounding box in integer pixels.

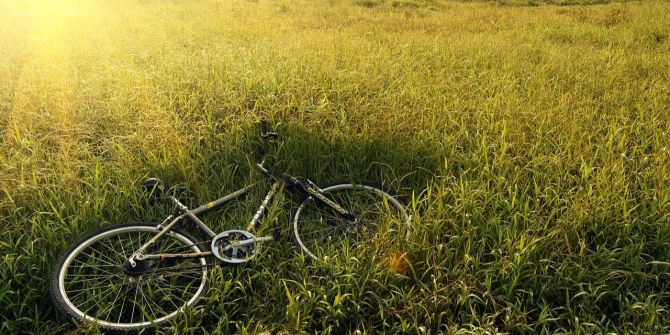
[{"left": 384, "top": 251, "right": 409, "bottom": 275}]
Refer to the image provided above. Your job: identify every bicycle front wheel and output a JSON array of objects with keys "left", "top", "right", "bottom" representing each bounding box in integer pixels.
[
  {"left": 292, "top": 181, "right": 411, "bottom": 262},
  {"left": 50, "top": 223, "right": 208, "bottom": 332}
]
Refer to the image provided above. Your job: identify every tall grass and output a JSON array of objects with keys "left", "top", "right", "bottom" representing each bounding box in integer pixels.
[{"left": 1, "top": 0, "right": 669, "bottom": 333}]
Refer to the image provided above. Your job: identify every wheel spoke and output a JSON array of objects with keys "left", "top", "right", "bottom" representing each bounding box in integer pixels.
[
  {"left": 149, "top": 280, "right": 182, "bottom": 311},
  {"left": 81, "top": 285, "right": 119, "bottom": 317},
  {"left": 68, "top": 274, "right": 118, "bottom": 302},
  {"left": 294, "top": 184, "right": 409, "bottom": 261},
  {"left": 130, "top": 283, "right": 140, "bottom": 324},
  {"left": 139, "top": 284, "right": 163, "bottom": 321},
  {"left": 71, "top": 259, "right": 122, "bottom": 268},
  {"left": 296, "top": 224, "right": 348, "bottom": 236},
  {"left": 65, "top": 273, "right": 120, "bottom": 280},
  {"left": 53, "top": 225, "right": 207, "bottom": 330},
  {"left": 117, "top": 234, "right": 129, "bottom": 259},
  {"left": 101, "top": 282, "right": 127, "bottom": 321},
  {"left": 101, "top": 237, "right": 124, "bottom": 263},
  {"left": 117, "top": 286, "right": 128, "bottom": 324},
  {"left": 79, "top": 251, "right": 120, "bottom": 267}
]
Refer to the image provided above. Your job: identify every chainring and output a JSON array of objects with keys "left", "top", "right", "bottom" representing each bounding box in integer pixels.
[{"left": 211, "top": 230, "right": 257, "bottom": 264}]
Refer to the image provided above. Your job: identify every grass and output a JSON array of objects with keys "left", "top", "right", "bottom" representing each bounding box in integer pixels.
[{"left": 1, "top": 0, "right": 669, "bottom": 333}]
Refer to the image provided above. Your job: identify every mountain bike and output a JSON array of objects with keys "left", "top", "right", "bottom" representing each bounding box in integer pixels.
[{"left": 49, "top": 118, "right": 411, "bottom": 332}]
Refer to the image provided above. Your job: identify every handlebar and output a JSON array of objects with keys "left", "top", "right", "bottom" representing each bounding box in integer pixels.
[
  {"left": 257, "top": 117, "right": 279, "bottom": 159},
  {"left": 259, "top": 117, "right": 279, "bottom": 142}
]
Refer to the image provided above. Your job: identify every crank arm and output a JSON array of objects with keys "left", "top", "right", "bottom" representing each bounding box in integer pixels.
[
  {"left": 138, "top": 251, "right": 214, "bottom": 261},
  {"left": 222, "top": 236, "right": 274, "bottom": 251}
]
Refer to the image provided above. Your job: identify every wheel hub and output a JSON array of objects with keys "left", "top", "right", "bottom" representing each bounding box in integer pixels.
[{"left": 122, "top": 258, "right": 150, "bottom": 277}]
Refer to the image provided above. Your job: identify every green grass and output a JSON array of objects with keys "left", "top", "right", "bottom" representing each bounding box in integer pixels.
[{"left": 1, "top": 0, "right": 669, "bottom": 333}]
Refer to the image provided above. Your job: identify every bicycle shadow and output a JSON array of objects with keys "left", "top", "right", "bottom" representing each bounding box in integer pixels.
[
  {"left": 149, "top": 121, "right": 443, "bottom": 230},
  {"left": 247, "top": 122, "right": 443, "bottom": 199}
]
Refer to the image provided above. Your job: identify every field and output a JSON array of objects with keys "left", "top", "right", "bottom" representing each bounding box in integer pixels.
[{"left": 1, "top": 0, "right": 670, "bottom": 333}]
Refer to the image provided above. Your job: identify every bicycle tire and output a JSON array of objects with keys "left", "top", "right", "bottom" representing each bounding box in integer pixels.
[
  {"left": 50, "top": 222, "right": 209, "bottom": 333},
  {"left": 291, "top": 181, "right": 411, "bottom": 262}
]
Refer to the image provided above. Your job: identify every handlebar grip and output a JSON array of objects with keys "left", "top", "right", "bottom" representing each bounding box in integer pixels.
[{"left": 260, "top": 117, "right": 268, "bottom": 136}]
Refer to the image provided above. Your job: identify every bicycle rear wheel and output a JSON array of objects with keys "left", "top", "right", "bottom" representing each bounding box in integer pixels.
[
  {"left": 291, "top": 181, "right": 410, "bottom": 262},
  {"left": 50, "top": 223, "right": 208, "bottom": 332}
]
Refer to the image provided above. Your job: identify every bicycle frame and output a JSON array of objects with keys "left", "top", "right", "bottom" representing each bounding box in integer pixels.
[{"left": 130, "top": 161, "right": 354, "bottom": 265}]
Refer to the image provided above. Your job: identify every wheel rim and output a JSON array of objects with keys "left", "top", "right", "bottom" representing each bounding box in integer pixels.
[
  {"left": 293, "top": 183, "right": 410, "bottom": 261},
  {"left": 57, "top": 226, "right": 207, "bottom": 330}
]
